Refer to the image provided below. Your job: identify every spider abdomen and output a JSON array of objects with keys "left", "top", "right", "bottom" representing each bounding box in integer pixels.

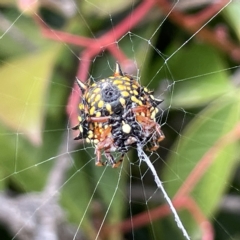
[{"left": 73, "top": 63, "right": 165, "bottom": 167}]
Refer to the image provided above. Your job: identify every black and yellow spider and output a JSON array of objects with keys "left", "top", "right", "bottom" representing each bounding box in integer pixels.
[{"left": 73, "top": 63, "right": 164, "bottom": 167}]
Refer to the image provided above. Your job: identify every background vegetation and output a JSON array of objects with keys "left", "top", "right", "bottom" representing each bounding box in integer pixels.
[{"left": 0, "top": 0, "right": 240, "bottom": 240}]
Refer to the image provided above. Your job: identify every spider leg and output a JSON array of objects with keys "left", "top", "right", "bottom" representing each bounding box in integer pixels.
[
  {"left": 147, "top": 140, "right": 160, "bottom": 152},
  {"left": 72, "top": 124, "right": 79, "bottom": 130},
  {"left": 131, "top": 105, "right": 149, "bottom": 114},
  {"left": 112, "top": 153, "right": 125, "bottom": 168},
  {"left": 135, "top": 114, "right": 165, "bottom": 151},
  {"left": 155, "top": 123, "right": 165, "bottom": 142},
  {"left": 149, "top": 125, "right": 164, "bottom": 151},
  {"left": 95, "top": 126, "right": 113, "bottom": 166},
  {"left": 104, "top": 151, "right": 125, "bottom": 168},
  {"left": 95, "top": 147, "right": 104, "bottom": 167},
  {"left": 105, "top": 150, "right": 116, "bottom": 166},
  {"left": 96, "top": 138, "right": 124, "bottom": 168}
]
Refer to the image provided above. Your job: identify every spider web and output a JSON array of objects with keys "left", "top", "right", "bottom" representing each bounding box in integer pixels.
[{"left": 0, "top": 0, "right": 240, "bottom": 240}]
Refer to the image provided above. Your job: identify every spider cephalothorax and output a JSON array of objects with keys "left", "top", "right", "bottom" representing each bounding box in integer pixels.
[{"left": 73, "top": 63, "right": 165, "bottom": 167}]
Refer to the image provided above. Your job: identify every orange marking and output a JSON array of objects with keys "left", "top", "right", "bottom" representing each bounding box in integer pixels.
[{"left": 88, "top": 116, "right": 110, "bottom": 122}]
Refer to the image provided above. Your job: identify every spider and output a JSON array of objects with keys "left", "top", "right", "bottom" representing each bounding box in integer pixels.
[{"left": 73, "top": 63, "right": 165, "bottom": 167}]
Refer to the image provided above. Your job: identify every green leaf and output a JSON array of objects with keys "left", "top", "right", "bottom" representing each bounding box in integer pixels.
[
  {"left": 0, "top": 0, "right": 15, "bottom": 6},
  {"left": 162, "top": 90, "right": 240, "bottom": 235},
  {"left": 60, "top": 158, "right": 97, "bottom": 239},
  {"left": 164, "top": 43, "right": 233, "bottom": 108},
  {"left": 0, "top": 10, "right": 48, "bottom": 59},
  {"left": 0, "top": 45, "right": 73, "bottom": 192},
  {"left": 92, "top": 161, "right": 128, "bottom": 240},
  {"left": 79, "top": 0, "right": 134, "bottom": 17},
  {"left": 0, "top": 45, "right": 61, "bottom": 145},
  {"left": 223, "top": 1, "right": 240, "bottom": 41},
  {"left": 0, "top": 123, "right": 48, "bottom": 191}
]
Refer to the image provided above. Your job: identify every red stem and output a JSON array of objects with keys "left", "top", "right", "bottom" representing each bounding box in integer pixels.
[
  {"left": 98, "top": 0, "right": 155, "bottom": 46},
  {"left": 34, "top": 14, "right": 94, "bottom": 47},
  {"left": 110, "top": 196, "right": 213, "bottom": 240},
  {"left": 175, "top": 122, "right": 240, "bottom": 199},
  {"left": 156, "top": 0, "right": 240, "bottom": 61},
  {"left": 67, "top": 0, "right": 156, "bottom": 125}
]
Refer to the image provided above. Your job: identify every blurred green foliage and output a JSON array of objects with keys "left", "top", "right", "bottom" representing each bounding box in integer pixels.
[{"left": 0, "top": 1, "right": 240, "bottom": 240}]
